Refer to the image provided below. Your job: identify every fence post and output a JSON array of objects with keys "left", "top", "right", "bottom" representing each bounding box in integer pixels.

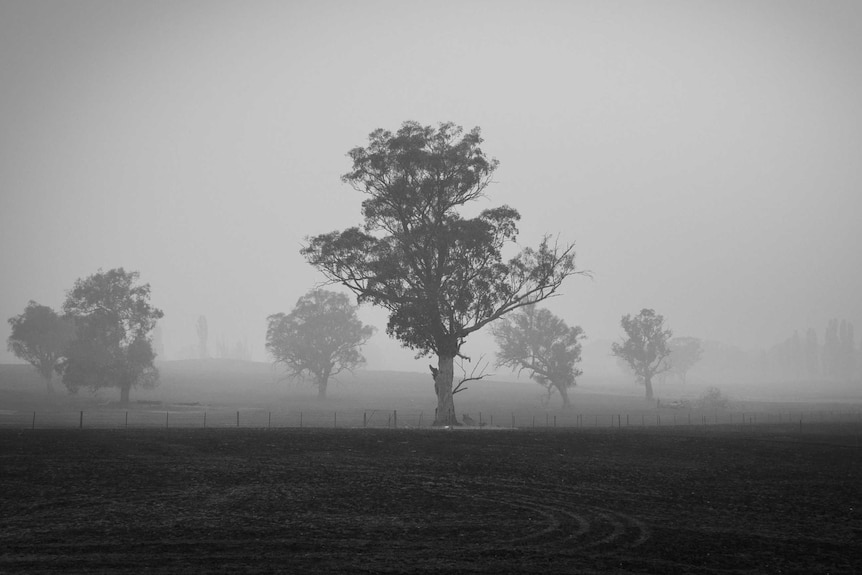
[
  {"left": 268, "top": 412, "right": 271, "bottom": 429},
  {"left": 166, "top": 412, "right": 169, "bottom": 429},
  {"left": 125, "top": 411, "right": 128, "bottom": 429},
  {"left": 546, "top": 414, "right": 549, "bottom": 427},
  {"left": 79, "top": 411, "right": 83, "bottom": 429},
  {"left": 334, "top": 411, "right": 337, "bottom": 428},
  {"left": 532, "top": 416, "right": 535, "bottom": 428},
  {"left": 32, "top": 411, "right": 35, "bottom": 430},
  {"left": 300, "top": 411, "right": 303, "bottom": 428},
  {"left": 237, "top": 411, "right": 240, "bottom": 428},
  {"left": 394, "top": 410, "right": 397, "bottom": 428},
  {"left": 418, "top": 411, "right": 423, "bottom": 428},
  {"left": 364, "top": 412, "right": 367, "bottom": 428},
  {"left": 512, "top": 413, "right": 515, "bottom": 429},
  {"left": 554, "top": 415, "right": 556, "bottom": 428},
  {"left": 479, "top": 412, "right": 483, "bottom": 427}
]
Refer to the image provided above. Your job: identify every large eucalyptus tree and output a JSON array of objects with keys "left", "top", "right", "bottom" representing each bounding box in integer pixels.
[{"left": 302, "top": 121, "right": 582, "bottom": 425}]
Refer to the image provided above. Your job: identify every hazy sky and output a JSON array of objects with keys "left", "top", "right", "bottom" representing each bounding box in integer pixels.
[{"left": 2, "top": 0, "right": 861, "bottom": 370}]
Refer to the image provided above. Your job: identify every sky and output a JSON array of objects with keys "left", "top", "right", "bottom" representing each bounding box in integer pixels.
[{"left": 2, "top": 0, "right": 861, "bottom": 371}]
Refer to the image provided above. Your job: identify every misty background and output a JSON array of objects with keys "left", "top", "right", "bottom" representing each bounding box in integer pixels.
[{"left": 2, "top": 0, "right": 860, "bottom": 379}]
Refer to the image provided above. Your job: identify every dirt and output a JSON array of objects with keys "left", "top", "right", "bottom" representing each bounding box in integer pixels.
[{"left": 1, "top": 426, "right": 860, "bottom": 574}]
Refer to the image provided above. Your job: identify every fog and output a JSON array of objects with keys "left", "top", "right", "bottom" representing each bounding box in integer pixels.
[{"left": 2, "top": 1, "right": 861, "bottom": 377}]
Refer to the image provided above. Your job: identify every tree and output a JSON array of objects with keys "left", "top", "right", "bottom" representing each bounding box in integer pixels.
[
  {"left": 196, "top": 315, "right": 208, "bottom": 359},
  {"left": 839, "top": 320, "right": 856, "bottom": 382},
  {"left": 58, "top": 268, "right": 163, "bottom": 404},
  {"left": 7, "top": 301, "right": 75, "bottom": 394},
  {"left": 611, "top": 309, "right": 672, "bottom": 401},
  {"left": 301, "top": 121, "right": 582, "bottom": 424},
  {"left": 664, "top": 337, "right": 703, "bottom": 384},
  {"left": 492, "top": 305, "right": 585, "bottom": 408},
  {"left": 804, "top": 327, "right": 819, "bottom": 379},
  {"left": 266, "top": 289, "right": 374, "bottom": 399}
]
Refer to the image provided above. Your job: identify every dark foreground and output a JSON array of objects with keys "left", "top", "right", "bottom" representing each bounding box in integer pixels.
[{"left": 1, "top": 427, "right": 860, "bottom": 574}]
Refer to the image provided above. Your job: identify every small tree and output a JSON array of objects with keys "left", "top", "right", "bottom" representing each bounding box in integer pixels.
[
  {"left": 611, "top": 309, "right": 672, "bottom": 401},
  {"left": 266, "top": 289, "right": 374, "bottom": 399},
  {"left": 196, "top": 315, "right": 208, "bottom": 359},
  {"left": 59, "top": 268, "right": 163, "bottom": 404},
  {"left": 302, "top": 121, "right": 582, "bottom": 424},
  {"left": 665, "top": 337, "right": 703, "bottom": 384},
  {"left": 7, "top": 301, "right": 75, "bottom": 394},
  {"left": 492, "top": 305, "right": 584, "bottom": 408}
]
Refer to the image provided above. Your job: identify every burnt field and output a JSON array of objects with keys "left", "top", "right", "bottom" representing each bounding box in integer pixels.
[{"left": 1, "top": 427, "right": 860, "bottom": 574}]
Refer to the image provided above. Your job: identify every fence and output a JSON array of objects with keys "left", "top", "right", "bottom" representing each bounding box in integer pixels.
[{"left": 2, "top": 407, "right": 861, "bottom": 430}]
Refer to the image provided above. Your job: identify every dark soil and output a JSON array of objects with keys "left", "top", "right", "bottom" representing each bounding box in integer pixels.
[{"left": 1, "top": 426, "right": 860, "bottom": 574}]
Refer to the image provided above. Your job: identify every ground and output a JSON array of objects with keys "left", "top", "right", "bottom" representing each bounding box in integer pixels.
[{"left": 1, "top": 426, "right": 860, "bottom": 574}]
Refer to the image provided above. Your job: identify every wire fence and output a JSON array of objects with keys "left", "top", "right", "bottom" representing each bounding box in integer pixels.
[{"left": 2, "top": 407, "right": 862, "bottom": 431}]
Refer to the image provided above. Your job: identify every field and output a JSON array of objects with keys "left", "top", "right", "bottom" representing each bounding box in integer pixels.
[{"left": 1, "top": 426, "right": 861, "bottom": 574}]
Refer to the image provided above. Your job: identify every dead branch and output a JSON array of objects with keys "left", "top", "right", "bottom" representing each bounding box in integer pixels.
[{"left": 452, "top": 354, "right": 494, "bottom": 395}]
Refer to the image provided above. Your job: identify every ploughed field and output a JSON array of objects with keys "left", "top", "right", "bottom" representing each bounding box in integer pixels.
[{"left": 1, "top": 427, "right": 860, "bottom": 574}]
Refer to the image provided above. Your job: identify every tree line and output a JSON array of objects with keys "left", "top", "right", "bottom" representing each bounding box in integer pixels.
[{"left": 8, "top": 121, "right": 858, "bottom": 416}]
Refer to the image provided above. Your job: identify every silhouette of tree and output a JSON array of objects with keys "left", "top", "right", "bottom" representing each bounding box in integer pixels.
[
  {"left": 266, "top": 289, "right": 374, "bottom": 399},
  {"left": 492, "top": 305, "right": 584, "bottom": 408},
  {"left": 7, "top": 301, "right": 75, "bottom": 394},
  {"left": 302, "top": 121, "right": 582, "bottom": 424},
  {"left": 59, "top": 268, "right": 163, "bottom": 404},
  {"left": 611, "top": 309, "right": 672, "bottom": 401}
]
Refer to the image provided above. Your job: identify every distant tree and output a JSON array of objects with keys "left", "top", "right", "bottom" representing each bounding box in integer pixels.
[
  {"left": 196, "top": 315, "right": 208, "bottom": 359},
  {"left": 7, "top": 301, "right": 75, "bottom": 394},
  {"left": 804, "top": 327, "right": 819, "bottom": 379},
  {"left": 611, "top": 309, "right": 672, "bottom": 401},
  {"left": 664, "top": 337, "right": 703, "bottom": 384},
  {"left": 839, "top": 320, "right": 856, "bottom": 382},
  {"left": 301, "top": 121, "right": 582, "bottom": 424},
  {"left": 823, "top": 319, "right": 840, "bottom": 379},
  {"left": 59, "top": 268, "right": 163, "bottom": 404},
  {"left": 266, "top": 289, "right": 374, "bottom": 399},
  {"left": 492, "top": 305, "right": 585, "bottom": 408}
]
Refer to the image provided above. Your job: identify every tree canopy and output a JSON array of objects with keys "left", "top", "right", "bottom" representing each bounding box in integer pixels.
[
  {"left": 665, "top": 337, "right": 703, "bottom": 384},
  {"left": 266, "top": 289, "right": 374, "bottom": 399},
  {"left": 492, "top": 305, "right": 585, "bottom": 408},
  {"left": 611, "top": 308, "right": 672, "bottom": 401},
  {"left": 301, "top": 121, "right": 582, "bottom": 424},
  {"left": 59, "top": 268, "right": 163, "bottom": 403},
  {"left": 7, "top": 301, "right": 75, "bottom": 394}
]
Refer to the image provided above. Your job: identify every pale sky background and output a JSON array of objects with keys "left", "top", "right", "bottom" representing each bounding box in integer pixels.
[{"left": 1, "top": 0, "right": 860, "bottom": 371}]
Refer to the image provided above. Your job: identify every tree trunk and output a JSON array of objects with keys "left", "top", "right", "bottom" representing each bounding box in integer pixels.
[
  {"left": 644, "top": 375, "right": 654, "bottom": 401},
  {"left": 433, "top": 355, "right": 458, "bottom": 426},
  {"left": 43, "top": 375, "right": 55, "bottom": 395},
  {"left": 317, "top": 377, "right": 328, "bottom": 400},
  {"left": 557, "top": 383, "right": 571, "bottom": 409},
  {"left": 120, "top": 384, "right": 131, "bottom": 405}
]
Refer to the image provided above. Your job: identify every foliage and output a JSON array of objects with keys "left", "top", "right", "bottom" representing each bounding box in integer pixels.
[
  {"left": 301, "top": 121, "right": 582, "bottom": 423},
  {"left": 696, "top": 386, "right": 729, "bottom": 409},
  {"left": 266, "top": 289, "right": 374, "bottom": 399},
  {"left": 7, "top": 301, "right": 75, "bottom": 393},
  {"left": 492, "top": 305, "right": 584, "bottom": 408},
  {"left": 58, "top": 268, "right": 163, "bottom": 403},
  {"left": 611, "top": 308, "right": 672, "bottom": 401},
  {"left": 665, "top": 337, "right": 703, "bottom": 384}
]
